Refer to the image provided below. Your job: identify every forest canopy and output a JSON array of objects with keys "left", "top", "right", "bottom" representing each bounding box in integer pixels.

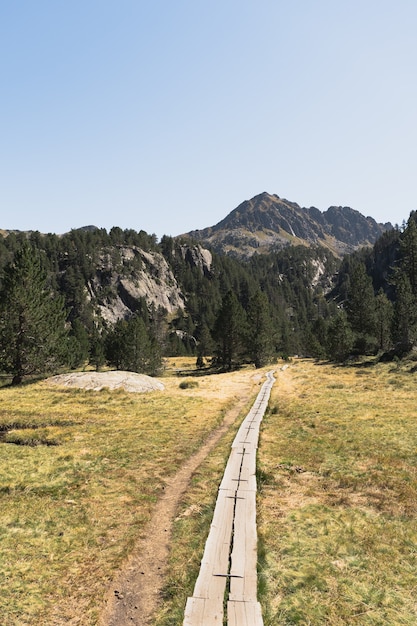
[{"left": 0, "top": 214, "right": 414, "bottom": 383}]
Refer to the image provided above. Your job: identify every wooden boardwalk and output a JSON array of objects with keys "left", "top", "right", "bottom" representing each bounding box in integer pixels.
[{"left": 183, "top": 371, "right": 276, "bottom": 626}]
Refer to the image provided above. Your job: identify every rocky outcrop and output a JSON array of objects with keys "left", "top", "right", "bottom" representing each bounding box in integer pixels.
[
  {"left": 184, "top": 192, "right": 392, "bottom": 259},
  {"left": 179, "top": 244, "right": 212, "bottom": 276},
  {"left": 87, "top": 247, "right": 185, "bottom": 324}
]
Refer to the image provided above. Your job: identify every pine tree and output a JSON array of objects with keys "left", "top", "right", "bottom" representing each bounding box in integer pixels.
[
  {"left": 213, "top": 290, "right": 246, "bottom": 370},
  {"left": 89, "top": 325, "right": 106, "bottom": 371},
  {"left": 0, "top": 244, "right": 69, "bottom": 384},
  {"left": 374, "top": 289, "right": 393, "bottom": 351},
  {"left": 245, "top": 290, "right": 275, "bottom": 368},
  {"left": 345, "top": 262, "right": 375, "bottom": 333},
  {"left": 389, "top": 215, "right": 417, "bottom": 353},
  {"left": 67, "top": 319, "right": 90, "bottom": 369},
  {"left": 105, "top": 315, "right": 162, "bottom": 375},
  {"left": 392, "top": 272, "right": 417, "bottom": 351},
  {"left": 326, "top": 311, "right": 354, "bottom": 362},
  {"left": 400, "top": 214, "right": 417, "bottom": 295},
  {"left": 345, "top": 262, "right": 377, "bottom": 353},
  {"left": 104, "top": 320, "right": 127, "bottom": 370},
  {"left": 195, "top": 321, "right": 214, "bottom": 368},
  {"left": 128, "top": 316, "right": 162, "bottom": 376}
]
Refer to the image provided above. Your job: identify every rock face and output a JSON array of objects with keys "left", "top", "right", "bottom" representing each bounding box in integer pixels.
[
  {"left": 179, "top": 244, "right": 212, "bottom": 277},
  {"left": 87, "top": 247, "right": 186, "bottom": 324},
  {"left": 185, "top": 192, "right": 392, "bottom": 258}
]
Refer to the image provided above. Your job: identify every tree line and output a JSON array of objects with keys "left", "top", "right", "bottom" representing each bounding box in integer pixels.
[{"left": 0, "top": 214, "right": 416, "bottom": 383}]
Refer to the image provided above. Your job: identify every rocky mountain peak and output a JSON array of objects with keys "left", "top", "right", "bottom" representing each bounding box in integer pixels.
[{"left": 184, "top": 192, "right": 392, "bottom": 258}]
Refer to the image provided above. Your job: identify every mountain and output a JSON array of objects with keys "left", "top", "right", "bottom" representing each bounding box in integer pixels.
[
  {"left": 184, "top": 192, "right": 393, "bottom": 258},
  {"left": 0, "top": 203, "right": 412, "bottom": 373}
]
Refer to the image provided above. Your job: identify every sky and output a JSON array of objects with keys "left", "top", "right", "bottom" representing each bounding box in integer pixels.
[{"left": 1, "top": 1, "right": 416, "bottom": 239}]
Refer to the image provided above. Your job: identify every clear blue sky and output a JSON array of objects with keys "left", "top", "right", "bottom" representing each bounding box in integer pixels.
[{"left": 1, "top": 1, "right": 416, "bottom": 238}]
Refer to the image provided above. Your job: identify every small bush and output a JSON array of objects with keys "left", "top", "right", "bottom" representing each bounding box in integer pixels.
[{"left": 179, "top": 380, "right": 199, "bottom": 389}]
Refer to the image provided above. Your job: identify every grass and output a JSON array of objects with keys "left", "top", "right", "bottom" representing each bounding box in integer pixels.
[
  {"left": 152, "top": 364, "right": 275, "bottom": 625},
  {"left": 0, "top": 359, "right": 260, "bottom": 626},
  {"left": 153, "top": 430, "right": 238, "bottom": 625},
  {"left": 152, "top": 388, "right": 259, "bottom": 626},
  {"left": 3, "top": 358, "right": 417, "bottom": 625},
  {"left": 257, "top": 359, "right": 417, "bottom": 625}
]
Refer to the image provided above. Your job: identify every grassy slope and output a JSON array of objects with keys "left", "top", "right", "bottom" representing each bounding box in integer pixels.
[
  {"left": 0, "top": 360, "right": 260, "bottom": 626},
  {"left": 258, "top": 360, "right": 417, "bottom": 625},
  {"left": 2, "top": 359, "right": 417, "bottom": 625},
  {"left": 155, "top": 359, "right": 417, "bottom": 626}
]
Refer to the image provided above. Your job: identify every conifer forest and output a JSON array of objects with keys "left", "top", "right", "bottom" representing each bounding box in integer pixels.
[{"left": 0, "top": 212, "right": 416, "bottom": 383}]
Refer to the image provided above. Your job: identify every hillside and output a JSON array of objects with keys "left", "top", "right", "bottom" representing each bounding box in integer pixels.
[
  {"left": 184, "top": 192, "right": 392, "bottom": 258},
  {"left": 1, "top": 196, "right": 413, "bottom": 377}
]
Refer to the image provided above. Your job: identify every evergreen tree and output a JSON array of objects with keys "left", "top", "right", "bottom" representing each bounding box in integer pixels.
[
  {"left": 374, "top": 289, "right": 393, "bottom": 351},
  {"left": 345, "top": 262, "right": 376, "bottom": 334},
  {"left": 305, "top": 316, "right": 328, "bottom": 359},
  {"left": 245, "top": 290, "right": 275, "bottom": 367},
  {"left": 392, "top": 272, "right": 417, "bottom": 351},
  {"left": 400, "top": 214, "right": 417, "bottom": 295},
  {"left": 89, "top": 325, "right": 106, "bottom": 371},
  {"left": 278, "top": 313, "right": 292, "bottom": 359},
  {"left": 213, "top": 290, "right": 246, "bottom": 370},
  {"left": 326, "top": 311, "right": 354, "bottom": 362},
  {"left": 0, "top": 244, "right": 69, "bottom": 383},
  {"left": 390, "top": 216, "right": 417, "bottom": 353},
  {"left": 105, "top": 315, "right": 162, "bottom": 375},
  {"left": 105, "top": 320, "right": 127, "bottom": 370},
  {"left": 345, "top": 262, "right": 377, "bottom": 353},
  {"left": 195, "top": 320, "right": 214, "bottom": 368},
  {"left": 67, "top": 319, "right": 90, "bottom": 369}
]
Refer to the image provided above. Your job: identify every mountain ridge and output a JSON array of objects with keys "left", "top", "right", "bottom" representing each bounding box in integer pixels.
[{"left": 184, "top": 192, "right": 393, "bottom": 258}]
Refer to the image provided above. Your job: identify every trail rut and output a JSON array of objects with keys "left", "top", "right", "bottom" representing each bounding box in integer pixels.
[{"left": 99, "top": 384, "right": 257, "bottom": 626}]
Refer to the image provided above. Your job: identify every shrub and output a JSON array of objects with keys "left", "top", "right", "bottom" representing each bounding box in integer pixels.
[{"left": 179, "top": 380, "right": 199, "bottom": 389}]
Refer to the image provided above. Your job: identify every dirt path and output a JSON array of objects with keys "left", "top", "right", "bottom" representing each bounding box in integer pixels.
[{"left": 99, "top": 384, "right": 257, "bottom": 626}]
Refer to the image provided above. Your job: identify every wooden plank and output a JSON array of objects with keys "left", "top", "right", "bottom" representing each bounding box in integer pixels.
[
  {"left": 238, "top": 460, "right": 256, "bottom": 492},
  {"left": 219, "top": 448, "right": 243, "bottom": 491},
  {"left": 229, "top": 491, "right": 258, "bottom": 602},
  {"left": 227, "top": 601, "right": 264, "bottom": 626},
  {"left": 193, "top": 489, "right": 235, "bottom": 598},
  {"left": 183, "top": 597, "right": 224, "bottom": 625},
  {"left": 184, "top": 371, "right": 275, "bottom": 626}
]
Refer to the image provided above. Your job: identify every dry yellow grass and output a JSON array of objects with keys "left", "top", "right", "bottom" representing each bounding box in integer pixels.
[
  {"left": 258, "top": 359, "right": 417, "bottom": 625},
  {"left": 4, "top": 357, "right": 416, "bottom": 625},
  {"left": 153, "top": 358, "right": 417, "bottom": 625},
  {"left": 0, "top": 359, "right": 262, "bottom": 625},
  {"left": 153, "top": 364, "right": 275, "bottom": 625}
]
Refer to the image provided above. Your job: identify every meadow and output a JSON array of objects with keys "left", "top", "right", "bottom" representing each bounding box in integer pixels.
[
  {"left": 154, "top": 359, "right": 417, "bottom": 626},
  {"left": 1, "top": 358, "right": 417, "bottom": 625},
  {"left": 0, "top": 359, "right": 261, "bottom": 625},
  {"left": 257, "top": 359, "right": 417, "bottom": 625}
]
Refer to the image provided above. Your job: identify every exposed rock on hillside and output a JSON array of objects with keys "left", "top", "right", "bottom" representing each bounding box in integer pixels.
[
  {"left": 179, "top": 244, "right": 212, "bottom": 276},
  {"left": 88, "top": 247, "right": 185, "bottom": 324},
  {"left": 184, "top": 192, "right": 392, "bottom": 258}
]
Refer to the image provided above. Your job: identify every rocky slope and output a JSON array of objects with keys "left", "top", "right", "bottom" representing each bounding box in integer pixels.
[
  {"left": 86, "top": 244, "right": 212, "bottom": 324},
  {"left": 88, "top": 247, "right": 184, "bottom": 324},
  {"left": 184, "top": 192, "right": 392, "bottom": 258}
]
